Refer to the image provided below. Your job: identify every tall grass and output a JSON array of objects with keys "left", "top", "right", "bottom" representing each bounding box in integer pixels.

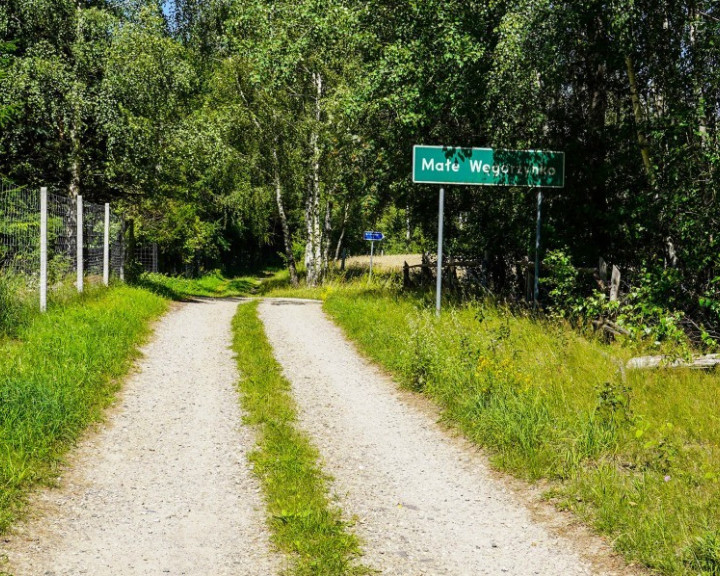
[
  {"left": 318, "top": 288, "right": 720, "bottom": 576},
  {"left": 136, "top": 270, "right": 259, "bottom": 300},
  {"left": 0, "top": 272, "right": 36, "bottom": 337},
  {"left": 0, "top": 284, "right": 166, "bottom": 531},
  {"left": 232, "top": 301, "right": 370, "bottom": 576}
]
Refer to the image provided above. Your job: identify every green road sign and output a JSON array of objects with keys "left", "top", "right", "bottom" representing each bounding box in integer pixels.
[{"left": 413, "top": 145, "right": 565, "bottom": 188}]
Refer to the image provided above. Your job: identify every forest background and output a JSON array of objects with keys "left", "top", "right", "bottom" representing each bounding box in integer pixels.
[{"left": 2, "top": 0, "right": 720, "bottom": 328}]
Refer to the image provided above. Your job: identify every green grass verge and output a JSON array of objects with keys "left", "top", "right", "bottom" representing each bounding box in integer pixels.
[
  {"left": 0, "top": 284, "right": 166, "bottom": 532},
  {"left": 136, "top": 270, "right": 259, "bottom": 300},
  {"left": 232, "top": 301, "right": 371, "bottom": 576},
  {"left": 320, "top": 289, "right": 720, "bottom": 576}
]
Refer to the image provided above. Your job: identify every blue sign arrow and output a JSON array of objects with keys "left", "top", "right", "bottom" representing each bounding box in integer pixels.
[{"left": 363, "top": 231, "right": 384, "bottom": 241}]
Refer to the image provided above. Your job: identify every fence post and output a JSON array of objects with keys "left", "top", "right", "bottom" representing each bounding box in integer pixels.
[
  {"left": 40, "top": 187, "right": 48, "bottom": 312},
  {"left": 77, "top": 195, "right": 83, "bottom": 293},
  {"left": 103, "top": 203, "right": 110, "bottom": 286},
  {"left": 119, "top": 219, "right": 125, "bottom": 282},
  {"left": 598, "top": 257, "right": 608, "bottom": 284},
  {"left": 610, "top": 265, "right": 621, "bottom": 301}
]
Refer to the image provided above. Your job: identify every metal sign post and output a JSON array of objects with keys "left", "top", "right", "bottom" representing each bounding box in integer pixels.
[
  {"left": 363, "top": 231, "right": 384, "bottom": 281},
  {"left": 40, "top": 187, "right": 47, "bottom": 312},
  {"left": 436, "top": 187, "right": 444, "bottom": 316},
  {"left": 77, "top": 195, "right": 83, "bottom": 293},
  {"left": 534, "top": 190, "right": 542, "bottom": 309}
]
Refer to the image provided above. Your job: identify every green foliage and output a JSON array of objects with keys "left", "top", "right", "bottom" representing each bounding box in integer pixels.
[
  {"left": 594, "top": 380, "right": 632, "bottom": 429},
  {"left": 0, "top": 40, "right": 16, "bottom": 127},
  {"left": 0, "top": 285, "right": 166, "bottom": 532},
  {"left": 541, "top": 249, "right": 580, "bottom": 317},
  {"left": 232, "top": 301, "right": 371, "bottom": 575},
  {"left": 571, "top": 268, "right": 692, "bottom": 350}
]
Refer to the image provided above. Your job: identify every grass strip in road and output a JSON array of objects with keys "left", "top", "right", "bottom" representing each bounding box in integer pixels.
[
  {"left": 0, "top": 285, "right": 166, "bottom": 533},
  {"left": 322, "top": 289, "right": 720, "bottom": 576},
  {"left": 232, "top": 301, "right": 371, "bottom": 576}
]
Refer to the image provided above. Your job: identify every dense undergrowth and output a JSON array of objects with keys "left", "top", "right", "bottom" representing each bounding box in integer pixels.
[
  {"left": 0, "top": 282, "right": 166, "bottom": 532},
  {"left": 232, "top": 301, "right": 370, "bottom": 575},
  {"left": 262, "top": 267, "right": 720, "bottom": 576}
]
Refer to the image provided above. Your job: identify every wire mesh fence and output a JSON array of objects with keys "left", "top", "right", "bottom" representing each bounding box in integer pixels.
[
  {"left": 47, "top": 188, "right": 77, "bottom": 283},
  {"left": 135, "top": 243, "right": 158, "bottom": 274},
  {"left": 0, "top": 182, "right": 41, "bottom": 279},
  {"left": 84, "top": 201, "right": 105, "bottom": 277},
  {"left": 1, "top": 183, "right": 125, "bottom": 300}
]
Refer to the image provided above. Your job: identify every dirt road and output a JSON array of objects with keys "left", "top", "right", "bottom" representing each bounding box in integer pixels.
[
  {"left": 259, "top": 299, "right": 628, "bottom": 576},
  {"left": 2, "top": 299, "right": 278, "bottom": 576},
  {"left": 2, "top": 296, "right": 636, "bottom": 576}
]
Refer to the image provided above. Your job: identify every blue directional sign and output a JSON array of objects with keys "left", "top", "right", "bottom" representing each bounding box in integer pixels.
[{"left": 364, "top": 231, "right": 384, "bottom": 241}]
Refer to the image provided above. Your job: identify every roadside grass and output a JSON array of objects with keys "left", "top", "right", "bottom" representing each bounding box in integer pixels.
[
  {"left": 136, "top": 270, "right": 259, "bottom": 300},
  {"left": 263, "top": 267, "right": 720, "bottom": 576},
  {"left": 232, "top": 301, "right": 371, "bottom": 576},
  {"left": 258, "top": 266, "right": 394, "bottom": 301},
  {"left": 0, "top": 284, "right": 166, "bottom": 533}
]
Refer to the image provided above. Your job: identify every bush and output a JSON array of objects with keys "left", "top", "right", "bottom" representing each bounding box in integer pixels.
[{"left": 541, "top": 249, "right": 580, "bottom": 318}]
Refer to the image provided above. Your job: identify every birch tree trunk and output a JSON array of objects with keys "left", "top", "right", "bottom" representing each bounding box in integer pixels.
[
  {"left": 305, "top": 71, "right": 324, "bottom": 287},
  {"left": 273, "top": 143, "right": 298, "bottom": 286}
]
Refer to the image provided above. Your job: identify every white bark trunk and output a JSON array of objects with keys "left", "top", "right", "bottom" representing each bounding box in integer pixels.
[
  {"left": 305, "top": 71, "right": 324, "bottom": 287},
  {"left": 273, "top": 144, "right": 298, "bottom": 286}
]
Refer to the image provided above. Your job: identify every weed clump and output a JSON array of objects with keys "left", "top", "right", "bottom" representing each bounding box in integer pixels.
[{"left": 684, "top": 532, "right": 720, "bottom": 576}]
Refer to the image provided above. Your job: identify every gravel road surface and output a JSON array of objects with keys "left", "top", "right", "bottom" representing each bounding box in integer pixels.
[
  {"left": 2, "top": 298, "right": 278, "bottom": 576},
  {"left": 259, "top": 299, "right": 624, "bottom": 576}
]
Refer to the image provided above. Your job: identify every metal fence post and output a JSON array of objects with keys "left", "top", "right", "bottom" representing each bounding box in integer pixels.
[
  {"left": 77, "top": 195, "right": 83, "bottom": 293},
  {"left": 119, "top": 219, "right": 125, "bottom": 282},
  {"left": 369, "top": 240, "right": 374, "bottom": 281},
  {"left": 533, "top": 189, "right": 542, "bottom": 309},
  {"left": 103, "top": 203, "right": 110, "bottom": 286},
  {"left": 40, "top": 187, "right": 47, "bottom": 312}
]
